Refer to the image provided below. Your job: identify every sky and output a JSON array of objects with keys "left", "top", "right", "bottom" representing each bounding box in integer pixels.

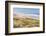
[{"left": 13, "top": 8, "right": 40, "bottom": 15}]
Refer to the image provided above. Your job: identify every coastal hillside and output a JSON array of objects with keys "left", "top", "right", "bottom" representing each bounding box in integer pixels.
[{"left": 13, "top": 13, "right": 40, "bottom": 28}]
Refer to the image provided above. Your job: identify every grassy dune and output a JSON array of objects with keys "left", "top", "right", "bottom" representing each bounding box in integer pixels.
[{"left": 13, "top": 16, "right": 40, "bottom": 28}]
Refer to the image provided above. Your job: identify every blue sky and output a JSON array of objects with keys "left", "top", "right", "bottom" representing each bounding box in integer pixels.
[{"left": 13, "top": 8, "right": 40, "bottom": 15}]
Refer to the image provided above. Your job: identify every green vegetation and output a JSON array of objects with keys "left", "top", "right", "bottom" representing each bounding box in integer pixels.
[{"left": 13, "top": 17, "right": 40, "bottom": 28}]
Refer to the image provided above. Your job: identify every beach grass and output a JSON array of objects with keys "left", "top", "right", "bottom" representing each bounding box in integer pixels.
[{"left": 13, "top": 16, "right": 40, "bottom": 28}]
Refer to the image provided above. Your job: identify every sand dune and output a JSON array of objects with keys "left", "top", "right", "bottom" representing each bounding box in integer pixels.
[{"left": 13, "top": 12, "right": 39, "bottom": 20}]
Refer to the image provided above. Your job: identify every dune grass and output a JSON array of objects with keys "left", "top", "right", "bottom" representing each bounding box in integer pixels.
[{"left": 13, "top": 17, "right": 40, "bottom": 28}]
